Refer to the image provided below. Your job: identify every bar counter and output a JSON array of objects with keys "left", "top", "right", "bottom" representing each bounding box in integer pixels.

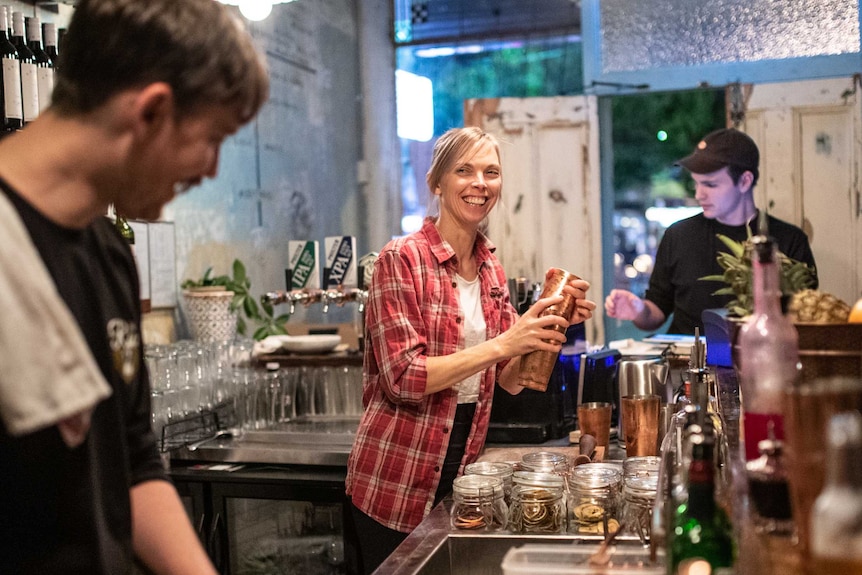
[{"left": 168, "top": 365, "right": 808, "bottom": 574}]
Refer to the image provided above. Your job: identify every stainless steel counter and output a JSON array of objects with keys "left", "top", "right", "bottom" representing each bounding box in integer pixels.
[
  {"left": 169, "top": 415, "right": 360, "bottom": 466},
  {"left": 168, "top": 413, "right": 594, "bottom": 468}
]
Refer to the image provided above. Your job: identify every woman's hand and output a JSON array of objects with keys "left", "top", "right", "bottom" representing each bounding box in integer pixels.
[
  {"left": 562, "top": 277, "right": 596, "bottom": 325},
  {"left": 497, "top": 294, "right": 571, "bottom": 357}
]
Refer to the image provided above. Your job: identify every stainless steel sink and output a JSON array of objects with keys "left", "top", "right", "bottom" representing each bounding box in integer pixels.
[
  {"left": 375, "top": 501, "right": 645, "bottom": 575},
  {"left": 396, "top": 533, "right": 583, "bottom": 575}
]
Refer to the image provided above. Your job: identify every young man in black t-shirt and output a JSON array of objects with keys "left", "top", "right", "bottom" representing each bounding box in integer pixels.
[
  {"left": 0, "top": 1, "right": 269, "bottom": 574},
  {"left": 605, "top": 128, "right": 817, "bottom": 335}
]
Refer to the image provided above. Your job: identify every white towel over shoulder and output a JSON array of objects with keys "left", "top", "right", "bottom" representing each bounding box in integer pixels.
[{"left": 0, "top": 192, "right": 111, "bottom": 447}]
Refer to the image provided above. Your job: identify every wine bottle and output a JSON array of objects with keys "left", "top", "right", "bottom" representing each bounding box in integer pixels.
[
  {"left": 737, "top": 222, "right": 800, "bottom": 461},
  {"left": 10, "top": 12, "right": 37, "bottom": 124},
  {"left": 670, "top": 430, "right": 735, "bottom": 574},
  {"left": 26, "top": 16, "right": 51, "bottom": 114},
  {"left": 0, "top": 6, "right": 22, "bottom": 131},
  {"left": 810, "top": 411, "right": 862, "bottom": 574},
  {"left": 42, "top": 22, "right": 58, "bottom": 75}
]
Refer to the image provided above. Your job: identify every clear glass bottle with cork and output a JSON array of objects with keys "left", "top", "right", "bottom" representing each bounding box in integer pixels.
[{"left": 737, "top": 220, "right": 801, "bottom": 462}]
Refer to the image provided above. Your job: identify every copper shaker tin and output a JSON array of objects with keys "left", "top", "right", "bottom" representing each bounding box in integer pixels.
[{"left": 518, "top": 267, "right": 580, "bottom": 392}]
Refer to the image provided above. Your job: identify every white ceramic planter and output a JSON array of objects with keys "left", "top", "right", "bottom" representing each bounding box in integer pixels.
[{"left": 183, "top": 288, "right": 238, "bottom": 343}]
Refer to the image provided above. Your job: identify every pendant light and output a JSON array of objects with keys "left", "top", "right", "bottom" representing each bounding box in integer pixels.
[{"left": 217, "top": 0, "right": 297, "bottom": 22}]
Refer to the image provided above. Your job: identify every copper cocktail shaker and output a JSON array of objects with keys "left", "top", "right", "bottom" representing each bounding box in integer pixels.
[{"left": 518, "top": 267, "right": 579, "bottom": 392}]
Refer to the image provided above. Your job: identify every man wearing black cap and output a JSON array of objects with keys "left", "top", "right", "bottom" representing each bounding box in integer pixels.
[{"left": 605, "top": 128, "right": 817, "bottom": 335}]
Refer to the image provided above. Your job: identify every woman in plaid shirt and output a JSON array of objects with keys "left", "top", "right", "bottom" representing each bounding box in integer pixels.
[{"left": 345, "top": 127, "right": 596, "bottom": 573}]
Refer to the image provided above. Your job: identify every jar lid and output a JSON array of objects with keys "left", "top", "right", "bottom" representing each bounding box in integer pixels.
[
  {"left": 521, "top": 451, "right": 568, "bottom": 473},
  {"left": 522, "top": 451, "right": 567, "bottom": 465},
  {"left": 623, "top": 456, "right": 661, "bottom": 478},
  {"left": 624, "top": 474, "right": 658, "bottom": 494},
  {"left": 512, "top": 470, "right": 565, "bottom": 489},
  {"left": 465, "top": 461, "right": 514, "bottom": 478},
  {"left": 453, "top": 474, "right": 504, "bottom": 498},
  {"left": 571, "top": 464, "right": 622, "bottom": 488}
]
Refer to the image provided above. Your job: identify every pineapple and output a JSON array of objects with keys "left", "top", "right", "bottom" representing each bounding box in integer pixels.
[
  {"left": 700, "top": 233, "right": 816, "bottom": 318},
  {"left": 787, "top": 289, "right": 851, "bottom": 323}
]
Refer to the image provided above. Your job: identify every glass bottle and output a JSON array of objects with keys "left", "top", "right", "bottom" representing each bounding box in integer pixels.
[
  {"left": 26, "top": 16, "right": 52, "bottom": 115},
  {"left": 10, "top": 11, "right": 37, "bottom": 124},
  {"left": 0, "top": 6, "right": 22, "bottom": 131},
  {"left": 745, "top": 435, "right": 793, "bottom": 535},
  {"left": 738, "top": 232, "right": 800, "bottom": 462},
  {"left": 450, "top": 474, "right": 508, "bottom": 532},
  {"left": 508, "top": 471, "right": 566, "bottom": 534},
  {"left": 114, "top": 212, "right": 135, "bottom": 246},
  {"left": 810, "top": 411, "right": 862, "bottom": 574},
  {"left": 670, "top": 430, "right": 735, "bottom": 574},
  {"left": 42, "top": 22, "right": 59, "bottom": 70}
]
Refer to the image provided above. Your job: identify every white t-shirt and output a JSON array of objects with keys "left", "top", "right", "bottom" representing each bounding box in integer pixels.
[{"left": 454, "top": 274, "right": 487, "bottom": 404}]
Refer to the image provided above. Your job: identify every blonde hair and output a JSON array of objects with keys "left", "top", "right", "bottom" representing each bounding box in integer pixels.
[{"left": 425, "top": 127, "right": 501, "bottom": 195}]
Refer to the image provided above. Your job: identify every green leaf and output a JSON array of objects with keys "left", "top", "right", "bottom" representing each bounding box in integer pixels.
[
  {"left": 232, "top": 259, "right": 247, "bottom": 285},
  {"left": 715, "top": 234, "right": 746, "bottom": 258}
]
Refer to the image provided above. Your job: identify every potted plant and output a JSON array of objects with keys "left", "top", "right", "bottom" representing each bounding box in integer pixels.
[
  {"left": 181, "top": 259, "right": 290, "bottom": 341},
  {"left": 700, "top": 233, "right": 816, "bottom": 319}
]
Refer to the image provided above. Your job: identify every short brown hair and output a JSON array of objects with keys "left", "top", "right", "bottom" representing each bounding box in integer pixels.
[{"left": 52, "top": 0, "right": 269, "bottom": 123}]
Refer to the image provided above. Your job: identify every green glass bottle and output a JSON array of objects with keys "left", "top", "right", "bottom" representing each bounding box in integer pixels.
[
  {"left": 670, "top": 431, "right": 734, "bottom": 575},
  {"left": 114, "top": 213, "right": 135, "bottom": 246}
]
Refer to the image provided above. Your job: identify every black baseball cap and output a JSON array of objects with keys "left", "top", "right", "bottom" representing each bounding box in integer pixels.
[{"left": 676, "top": 128, "right": 759, "bottom": 179}]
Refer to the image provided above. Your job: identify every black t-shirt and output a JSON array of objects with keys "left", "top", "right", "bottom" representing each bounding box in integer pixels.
[
  {"left": 0, "top": 181, "right": 166, "bottom": 575},
  {"left": 645, "top": 211, "right": 817, "bottom": 335}
]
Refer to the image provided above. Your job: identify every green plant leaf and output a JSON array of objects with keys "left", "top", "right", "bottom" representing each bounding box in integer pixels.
[{"left": 233, "top": 259, "right": 247, "bottom": 286}]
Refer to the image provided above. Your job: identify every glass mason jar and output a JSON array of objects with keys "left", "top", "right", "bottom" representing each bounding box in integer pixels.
[
  {"left": 621, "top": 456, "right": 660, "bottom": 542},
  {"left": 508, "top": 471, "right": 567, "bottom": 534},
  {"left": 464, "top": 461, "right": 514, "bottom": 506},
  {"left": 521, "top": 451, "right": 570, "bottom": 477},
  {"left": 568, "top": 463, "right": 623, "bottom": 535},
  {"left": 622, "top": 474, "right": 659, "bottom": 542},
  {"left": 450, "top": 475, "right": 508, "bottom": 532}
]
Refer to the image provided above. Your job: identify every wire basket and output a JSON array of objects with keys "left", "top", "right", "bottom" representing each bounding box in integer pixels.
[{"left": 159, "top": 400, "right": 237, "bottom": 452}]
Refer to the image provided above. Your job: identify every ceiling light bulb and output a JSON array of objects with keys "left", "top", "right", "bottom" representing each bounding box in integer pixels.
[{"left": 239, "top": 0, "right": 273, "bottom": 21}]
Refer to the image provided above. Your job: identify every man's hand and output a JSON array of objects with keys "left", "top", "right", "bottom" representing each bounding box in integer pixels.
[{"left": 604, "top": 289, "right": 645, "bottom": 321}]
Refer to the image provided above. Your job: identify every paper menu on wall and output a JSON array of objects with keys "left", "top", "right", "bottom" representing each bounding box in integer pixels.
[
  {"left": 147, "top": 222, "right": 177, "bottom": 308},
  {"left": 127, "top": 220, "right": 150, "bottom": 302}
]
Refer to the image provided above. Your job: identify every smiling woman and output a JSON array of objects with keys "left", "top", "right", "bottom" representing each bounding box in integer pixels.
[{"left": 344, "top": 126, "right": 596, "bottom": 574}]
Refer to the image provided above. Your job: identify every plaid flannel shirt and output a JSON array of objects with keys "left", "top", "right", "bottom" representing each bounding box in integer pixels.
[{"left": 345, "top": 218, "right": 518, "bottom": 532}]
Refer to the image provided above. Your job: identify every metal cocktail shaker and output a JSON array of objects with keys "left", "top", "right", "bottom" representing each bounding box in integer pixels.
[{"left": 518, "top": 267, "right": 579, "bottom": 392}]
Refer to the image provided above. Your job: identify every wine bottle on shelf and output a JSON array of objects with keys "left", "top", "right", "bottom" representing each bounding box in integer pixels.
[
  {"left": 670, "top": 429, "right": 735, "bottom": 574},
  {"left": 737, "top": 217, "right": 800, "bottom": 462},
  {"left": 0, "top": 6, "right": 22, "bottom": 132},
  {"left": 10, "top": 12, "right": 38, "bottom": 124},
  {"left": 26, "top": 16, "right": 52, "bottom": 114},
  {"left": 42, "top": 22, "right": 58, "bottom": 73}
]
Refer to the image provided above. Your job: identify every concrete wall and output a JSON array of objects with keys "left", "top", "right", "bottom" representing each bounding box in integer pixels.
[{"left": 160, "top": 0, "right": 397, "bottom": 336}]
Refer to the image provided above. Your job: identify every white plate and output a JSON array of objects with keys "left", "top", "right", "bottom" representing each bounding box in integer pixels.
[{"left": 281, "top": 334, "right": 342, "bottom": 354}]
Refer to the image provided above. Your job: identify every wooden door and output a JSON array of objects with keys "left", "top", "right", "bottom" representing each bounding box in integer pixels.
[
  {"left": 465, "top": 96, "right": 604, "bottom": 345},
  {"left": 741, "top": 77, "right": 862, "bottom": 305}
]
